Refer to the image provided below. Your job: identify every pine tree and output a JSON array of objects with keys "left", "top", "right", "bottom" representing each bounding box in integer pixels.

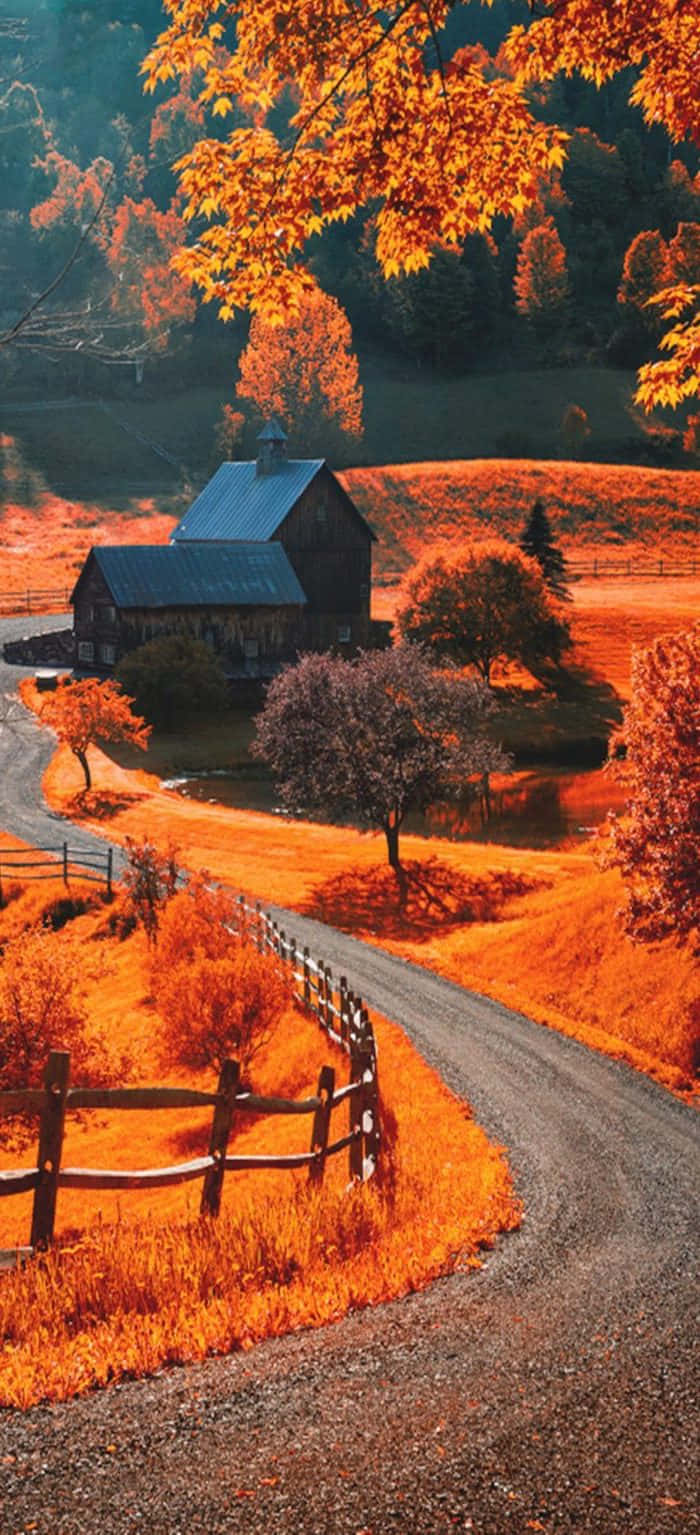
[{"left": 519, "top": 501, "right": 570, "bottom": 600}]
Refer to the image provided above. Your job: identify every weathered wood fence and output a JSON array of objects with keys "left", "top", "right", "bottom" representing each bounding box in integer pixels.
[
  {"left": 0, "top": 842, "right": 113, "bottom": 904},
  {"left": 0, "top": 586, "right": 72, "bottom": 616},
  {"left": 567, "top": 556, "right": 698, "bottom": 579},
  {"left": 0, "top": 900, "right": 380, "bottom": 1269}
]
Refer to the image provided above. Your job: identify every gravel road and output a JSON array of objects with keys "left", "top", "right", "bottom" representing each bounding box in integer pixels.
[{"left": 0, "top": 618, "right": 698, "bottom": 1535}]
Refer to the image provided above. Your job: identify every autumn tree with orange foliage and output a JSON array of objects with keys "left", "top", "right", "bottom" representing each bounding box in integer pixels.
[
  {"left": 236, "top": 288, "right": 363, "bottom": 456},
  {"left": 606, "top": 623, "right": 700, "bottom": 951},
  {"left": 152, "top": 878, "right": 290, "bottom": 1072},
  {"left": 514, "top": 218, "right": 569, "bottom": 335},
  {"left": 144, "top": 0, "right": 700, "bottom": 406},
  {"left": 106, "top": 196, "right": 196, "bottom": 351},
  {"left": 397, "top": 540, "right": 571, "bottom": 685},
  {"left": 41, "top": 678, "right": 150, "bottom": 791}
]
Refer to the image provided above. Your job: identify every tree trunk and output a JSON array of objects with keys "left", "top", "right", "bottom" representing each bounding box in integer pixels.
[
  {"left": 384, "top": 815, "right": 408, "bottom": 911},
  {"left": 74, "top": 747, "right": 91, "bottom": 791}
]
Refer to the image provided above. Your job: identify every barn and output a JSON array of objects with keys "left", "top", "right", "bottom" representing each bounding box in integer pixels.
[{"left": 71, "top": 418, "right": 379, "bottom": 675}]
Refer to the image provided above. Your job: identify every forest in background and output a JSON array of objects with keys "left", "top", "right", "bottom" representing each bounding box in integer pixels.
[{"left": 1, "top": 0, "right": 699, "bottom": 469}]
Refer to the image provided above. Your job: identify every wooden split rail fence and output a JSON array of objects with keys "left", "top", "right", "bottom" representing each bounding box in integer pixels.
[
  {"left": 0, "top": 586, "right": 72, "bottom": 616},
  {"left": 0, "top": 898, "right": 380, "bottom": 1269},
  {"left": 0, "top": 842, "right": 114, "bottom": 904}
]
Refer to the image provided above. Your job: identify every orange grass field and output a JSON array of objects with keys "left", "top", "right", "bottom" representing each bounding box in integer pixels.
[
  {"left": 340, "top": 459, "right": 700, "bottom": 579},
  {"left": 0, "top": 859, "right": 519, "bottom": 1408},
  {"left": 1, "top": 455, "right": 699, "bottom": 597},
  {"left": 25, "top": 688, "right": 698, "bottom": 1097}
]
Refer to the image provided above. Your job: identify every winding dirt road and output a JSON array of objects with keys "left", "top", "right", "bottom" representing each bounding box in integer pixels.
[{"left": 0, "top": 618, "right": 697, "bottom": 1534}]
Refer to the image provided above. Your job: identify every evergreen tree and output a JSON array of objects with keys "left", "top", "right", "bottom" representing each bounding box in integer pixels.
[{"left": 519, "top": 501, "right": 570, "bottom": 600}]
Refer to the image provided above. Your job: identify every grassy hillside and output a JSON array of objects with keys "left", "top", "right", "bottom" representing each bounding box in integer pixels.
[{"left": 341, "top": 459, "right": 700, "bottom": 577}]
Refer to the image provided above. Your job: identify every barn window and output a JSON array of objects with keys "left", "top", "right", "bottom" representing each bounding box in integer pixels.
[
  {"left": 100, "top": 644, "right": 116, "bottom": 666},
  {"left": 77, "top": 641, "right": 94, "bottom": 662},
  {"left": 99, "top": 604, "right": 117, "bottom": 624},
  {"left": 315, "top": 503, "right": 328, "bottom": 528},
  {"left": 337, "top": 624, "right": 351, "bottom": 644},
  {"left": 244, "top": 637, "right": 259, "bottom": 659}
]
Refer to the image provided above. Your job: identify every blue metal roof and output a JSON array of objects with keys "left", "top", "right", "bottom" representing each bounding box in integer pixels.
[
  {"left": 171, "top": 459, "right": 325, "bottom": 543},
  {"left": 90, "top": 543, "right": 306, "bottom": 609}
]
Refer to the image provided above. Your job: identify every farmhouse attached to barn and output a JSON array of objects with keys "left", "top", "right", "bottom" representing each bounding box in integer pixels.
[{"left": 71, "top": 419, "right": 378, "bottom": 675}]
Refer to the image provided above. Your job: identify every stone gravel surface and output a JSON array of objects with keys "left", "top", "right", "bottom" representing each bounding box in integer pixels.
[{"left": 0, "top": 618, "right": 698, "bottom": 1534}]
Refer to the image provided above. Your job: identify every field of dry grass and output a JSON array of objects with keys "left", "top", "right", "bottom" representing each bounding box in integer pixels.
[
  {"left": 26, "top": 699, "right": 697, "bottom": 1096},
  {"left": 0, "top": 854, "right": 518, "bottom": 1407},
  {"left": 341, "top": 459, "right": 700, "bottom": 579},
  {"left": 1, "top": 447, "right": 698, "bottom": 601}
]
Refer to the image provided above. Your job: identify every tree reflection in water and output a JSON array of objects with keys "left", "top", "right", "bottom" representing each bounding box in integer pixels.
[{"left": 169, "top": 767, "right": 630, "bottom": 851}]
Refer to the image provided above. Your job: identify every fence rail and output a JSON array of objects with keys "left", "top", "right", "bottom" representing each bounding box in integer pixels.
[
  {"left": 567, "top": 556, "right": 698, "bottom": 579},
  {"left": 0, "top": 587, "right": 72, "bottom": 616},
  {"left": 0, "top": 898, "right": 380, "bottom": 1269},
  {"left": 0, "top": 842, "right": 113, "bottom": 903}
]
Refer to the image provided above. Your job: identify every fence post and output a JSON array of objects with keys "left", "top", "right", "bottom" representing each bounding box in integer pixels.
[
  {"left": 303, "top": 947, "right": 311, "bottom": 1008},
  {"left": 323, "top": 965, "right": 333, "bottom": 1031},
  {"left": 309, "top": 1064, "right": 335, "bottom": 1185},
  {"left": 30, "top": 1050, "right": 71, "bottom": 1250},
  {"left": 359, "top": 1010, "right": 381, "bottom": 1181},
  {"left": 348, "top": 1025, "right": 364, "bottom": 1181},
  {"left": 200, "top": 1058, "right": 240, "bottom": 1218},
  {"left": 62, "top": 841, "right": 68, "bottom": 886},
  {"left": 339, "top": 976, "right": 349, "bottom": 1044},
  {"left": 237, "top": 892, "right": 246, "bottom": 938},
  {"left": 279, "top": 928, "right": 286, "bottom": 962},
  {"left": 106, "top": 846, "right": 113, "bottom": 898}
]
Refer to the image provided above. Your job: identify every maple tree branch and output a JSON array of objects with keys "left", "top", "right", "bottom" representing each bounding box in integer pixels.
[
  {"left": 267, "top": 0, "right": 416, "bottom": 206},
  {"left": 419, "top": 0, "right": 453, "bottom": 128}
]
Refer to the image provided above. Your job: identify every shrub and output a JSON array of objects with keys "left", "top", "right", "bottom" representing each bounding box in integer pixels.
[
  {"left": 121, "top": 837, "right": 180, "bottom": 944},
  {"left": 0, "top": 927, "right": 117, "bottom": 1143},
  {"left": 156, "top": 936, "right": 290, "bottom": 1074},
  {"left": 115, "top": 634, "right": 229, "bottom": 731}
]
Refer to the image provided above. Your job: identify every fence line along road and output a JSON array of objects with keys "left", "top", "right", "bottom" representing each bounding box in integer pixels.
[
  {"left": 0, "top": 897, "right": 381, "bottom": 1267},
  {"left": 0, "top": 842, "right": 113, "bottom": 903}
]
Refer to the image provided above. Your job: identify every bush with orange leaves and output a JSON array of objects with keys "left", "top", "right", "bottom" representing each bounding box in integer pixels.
[
  {"left": 0, "top": 927, "right": 116, "bottom": 1144},
  {"left": 152, "top": 879, "right": 290, "bottom": 1073}
]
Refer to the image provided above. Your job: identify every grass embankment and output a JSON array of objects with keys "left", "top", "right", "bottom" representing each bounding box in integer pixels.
[
  {"left": 28, "top": 691, "right": 698, "bottom": 1095},
  {"left": 0, "top": 859, "right": 518, "bottom": 1409},
  {"left": 341, "top": 458, "right": 700, "bottom": 580}
]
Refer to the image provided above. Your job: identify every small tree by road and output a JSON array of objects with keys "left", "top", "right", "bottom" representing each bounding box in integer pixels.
[
  {"left": 41, "top": 677, "right": 150, "bottom": 791},
  {"left": 605, "top": 622, "right": 699, "bottom": 951},
  {"left": 252, "top": 645, "right": 507, "bottom": 900},
  {"left": 396, "top": 539, "right": 571, "bottom": 685}
]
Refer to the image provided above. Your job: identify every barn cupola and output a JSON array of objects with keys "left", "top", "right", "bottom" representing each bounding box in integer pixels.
[{"left": 256, "top": 416, "right": 288, "bottom": 476}]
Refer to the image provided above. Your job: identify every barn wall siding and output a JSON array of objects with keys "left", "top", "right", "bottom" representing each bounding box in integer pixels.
[{"left": 277, "top": 468, "right": 372, "bottom": 617}]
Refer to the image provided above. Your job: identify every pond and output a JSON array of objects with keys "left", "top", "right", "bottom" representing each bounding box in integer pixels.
[{"left": 161, "top": 765, "right": 631, "bottom": 851}]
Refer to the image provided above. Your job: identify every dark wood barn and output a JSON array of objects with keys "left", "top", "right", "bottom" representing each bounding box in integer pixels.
[{"left": 71, "top": 418, "right": 379, "bottom": 675}]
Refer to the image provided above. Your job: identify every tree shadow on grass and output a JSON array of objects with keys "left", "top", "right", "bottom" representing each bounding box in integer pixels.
[
  {"left": 67, "top": 788, "right": 147, "bottom": 819},
  {"left": 301, "top": 856, "right": 542, "bottom": 941}
]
